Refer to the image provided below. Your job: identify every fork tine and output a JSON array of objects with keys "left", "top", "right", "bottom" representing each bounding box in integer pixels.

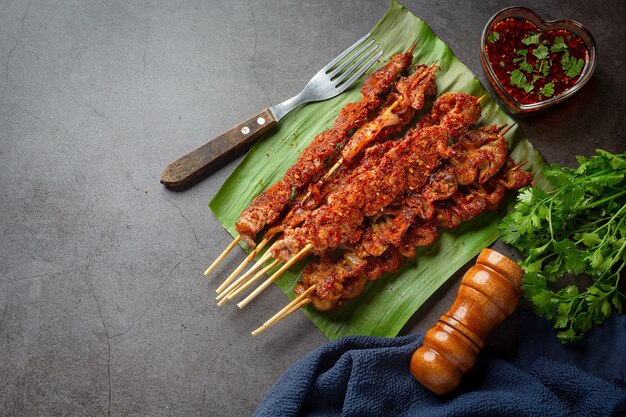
[
  {"left": 335, "top": 50, "right": 384, "bottom": 93},
  {"left": 327, "top": 39, "right": 376, "bottom": 79},
  {"left": 321, "top": 33, "right": 371, "bottom": 72},
  {"left": 334, "top": 47, "right": 382, "bottom": 87}
]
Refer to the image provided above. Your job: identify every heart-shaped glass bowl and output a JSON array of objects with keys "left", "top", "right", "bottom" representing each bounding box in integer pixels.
[{"left": 480, "top": 7, "right": 596, "bottom": 114}]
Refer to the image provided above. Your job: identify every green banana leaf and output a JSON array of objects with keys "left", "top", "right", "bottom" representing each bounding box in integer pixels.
[{"left": 210, "top": 0, "right": 547, "bottom": 340}]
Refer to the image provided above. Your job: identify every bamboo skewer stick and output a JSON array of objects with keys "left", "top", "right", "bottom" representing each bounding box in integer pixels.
[
  {"left": 236, "top": 66, "right": 443, "bottom": 263},
  {"left": 208, "top": 87, "right": 499, "bottom": 336},
  {"left": 318, "top": 62, "right": 440, "bottom": 184},
  {"left": 217, "top": 255, "right": 274, "bottom": 304},
  {"left": 207, "top": 64, "right": 443, "bottom": 279},
  {"left": 215, "top": 236, "right": 271, "bottom": 294},
  {"left": 258, "top": 285, "right": 316, "bottom": 328},
  {"left": 204, "top": 236, "right": 241, "bottom": 277},
  {"left": 216, "top": 251, "right": 274, "bottom": 301},
  {"left": 214, "top": 93, "right": 488, "bottom": 301},
  {"left": 219, "top": 82, "right": 480, "bottom": 298},
  {"left": 260, "top": 99, "right": 405, "bottom": 240},
  {"left": 283, "top": 298, "right": 313, "bottom": 320},
  {"left": 499, "top": 124, "right": 514, "bottom": 136},
  {"left": 203, "top": 216, "right": 281, "bottom": 281},
  {"left": 250, "top": 299, "right": 309, "bottom": 336},
  {"left": 237, "top": 244, "right": 313, "bottom": 309},
  {"left": 211, "top": 79, "right": 483, "bottom": 305},
  {"left": 302, "top": 84, "right": 475, "bottom": 216},
  {"left": 251, "top": 299, "right": 313, "bottom": 336},
  {"left": 251, "top": 286, "right": 317, "bottom": 336},
  {"left": 319, "top": 100, "right": 402, "bottom": 187},
  {"left": 222, "top": 259, "right": 281, "bottom": 304}
]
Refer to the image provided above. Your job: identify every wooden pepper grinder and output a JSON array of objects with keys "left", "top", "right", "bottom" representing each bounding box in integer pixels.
[{"left": 410, "top": 248, "right": 524, "bottom": 395}]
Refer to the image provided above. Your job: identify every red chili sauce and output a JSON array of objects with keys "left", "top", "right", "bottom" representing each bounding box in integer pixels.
[{"left": 485, "top": 18, "right": 588, "bottom": 105}]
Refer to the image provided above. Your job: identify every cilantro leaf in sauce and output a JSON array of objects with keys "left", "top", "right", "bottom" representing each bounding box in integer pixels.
[
  {"left": 488, "top": 31, "right": 500, "bottom": 43},
  {"left": 522, "top": 32, "right": 541, "bottom": 45},
  {"left": 551, "top": 36, "right": 568, "bottom": 53}
]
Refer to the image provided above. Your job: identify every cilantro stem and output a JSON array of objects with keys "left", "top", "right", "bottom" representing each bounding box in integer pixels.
[
  {"left": 574, "top": 215, "right": 613, "bottom": 233},
  {"left": 592, "top": 207, "right": 625, "bottom": 254},
  {"left": 612, "top": 240, "right": 626, "bottom": 271},
  {"left": 533, "top": 251, "right": 559, "bottom": 265},
  {"left": 548, "top": 199, "right": 556, "bottom": 243},
  {"left": 569, "top": 168, "right": 613, "bottom": 184},
  {"left": 577, "top": 191, "right": 626, "bottom": 211}
]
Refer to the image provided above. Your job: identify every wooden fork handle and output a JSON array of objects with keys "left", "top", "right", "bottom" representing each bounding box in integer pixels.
[{"left": 160, "top": 108, "right": 277, "bottom": 190}]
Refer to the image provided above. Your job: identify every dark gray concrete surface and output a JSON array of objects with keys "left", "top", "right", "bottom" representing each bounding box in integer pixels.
[{"left": 1, "top": 0, "right": 624, "bottom": 415}]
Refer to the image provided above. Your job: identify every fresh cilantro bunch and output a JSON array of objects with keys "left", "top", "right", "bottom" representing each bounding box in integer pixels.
[{"left": 499, "top": 150, "right": 626, "bottom": 343}]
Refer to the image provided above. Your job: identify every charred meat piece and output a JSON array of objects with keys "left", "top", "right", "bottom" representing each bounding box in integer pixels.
[
  {"left": 297, "top": 153, "right": 533, "bottom": 309},
  {"left": 279, "top": 125, "right": 452, "bottom": 258},
  {"left": 235, "top": 50, "right": 413, "bottom": 247}
]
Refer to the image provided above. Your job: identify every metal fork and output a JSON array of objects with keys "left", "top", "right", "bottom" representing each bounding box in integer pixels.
[{"left": 161, "top": 33, "right": 383, "bottom": 189}]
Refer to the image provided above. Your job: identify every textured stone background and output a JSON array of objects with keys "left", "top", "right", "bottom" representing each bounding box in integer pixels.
[{"left": 1, "top": 0, "right": 624, "bottom": 415}]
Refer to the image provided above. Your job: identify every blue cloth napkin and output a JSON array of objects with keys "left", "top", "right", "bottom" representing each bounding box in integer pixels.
[{"left": 253, "top": 313, "right": 626, "bottom": 417}]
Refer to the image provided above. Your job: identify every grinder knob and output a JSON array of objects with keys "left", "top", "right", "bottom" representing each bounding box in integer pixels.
[{"left": 410, "top": 248, "right": 524, "bottom": 395}]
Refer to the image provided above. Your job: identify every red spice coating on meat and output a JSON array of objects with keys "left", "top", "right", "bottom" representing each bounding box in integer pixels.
[
  {"left": 450, "top": 126, "right": 508, "bottom": 185},
  {"left": 235, "top": 51, "right": 413, "bottom": 247},
  {"left": 341, "top": 64, "right": 438, "bottom": 162},
  {"left": 282, "top": 125, "right": 452, "bottom": 256},
  {"left": 358, "top": 165, "right": 457, "bottom": 257},
  {"left": 297, "top": 144, "right": 533, "bottom": 310}
]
